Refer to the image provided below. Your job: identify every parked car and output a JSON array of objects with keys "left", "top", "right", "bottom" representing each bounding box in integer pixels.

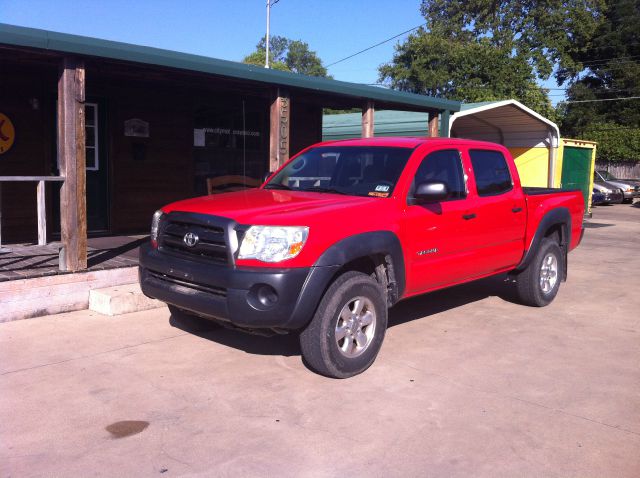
[
  {"left": 591, "top": 188, "right": 605, "bottom": 206},
  {"left": 595, "top": 170, "right": 640, "bottom": 203},
  {"left": 592, "top": 182, "right": 624, "bottom": 204},
  {"left": 140, "top": 138, "right": 585, "bottom": 378}
]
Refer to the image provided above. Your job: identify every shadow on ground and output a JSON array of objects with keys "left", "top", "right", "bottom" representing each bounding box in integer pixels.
[
  {"left": 87, "top": 237, "right": 147, "bottom": 268},
  {"left": 169, "top": 273, "right": 519, "bottom": 359}
]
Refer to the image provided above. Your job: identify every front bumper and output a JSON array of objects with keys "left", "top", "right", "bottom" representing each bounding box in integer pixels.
[
  {"left": 623, "top": 190, "right": 640, "bottom": 200},
  {"left": 602, "top": 191, "right": 624, "bottom": 203},
  {"left": 139, "top": 243, "right": 338, "bottom": 330}
]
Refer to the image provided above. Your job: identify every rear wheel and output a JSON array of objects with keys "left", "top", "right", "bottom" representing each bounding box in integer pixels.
[
  {"left": 300, "top": 271, "right": 388, "bottom": 378},
  {"left": 514, "top": 238, "right": 563, "bottom": 307}
]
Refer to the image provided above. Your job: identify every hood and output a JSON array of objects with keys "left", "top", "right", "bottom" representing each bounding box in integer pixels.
[
  {"left": 593, "top": 181, "right": 621, "bottom": 193},
  {"left": 161, "top": 188, "right": 386, "bottom": 225}
]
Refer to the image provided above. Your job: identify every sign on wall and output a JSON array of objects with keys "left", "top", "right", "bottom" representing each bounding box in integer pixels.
[
  {"left": 124, "top": 118, "right": 150, "bottom": 138},
  {"left": 0, "top": 112, "right": 15, "bottom": 154},
  {"left": 193, "top": 127, "right": 261, "bottom": 147}
]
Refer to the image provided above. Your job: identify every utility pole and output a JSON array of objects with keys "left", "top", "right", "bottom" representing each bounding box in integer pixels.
[
  {"left": 265, "top": 0, "right": 280, "bottom": 69},
  {"left": 265, "top": 0, "right": 270, "bottom": 68}
]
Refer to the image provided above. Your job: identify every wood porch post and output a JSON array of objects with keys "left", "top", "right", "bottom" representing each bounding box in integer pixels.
[
  {"left": 269, "top": 88, "right": 290, "bottom": 172},
  {"left": 362, "top": 100, "right": 374, "bottom": 138},
  {"left": 57, "top": 57, "right": 87, "bottom": 272},
  {"left": 428, "top": 110, "right": 440, "bottom": 137}
]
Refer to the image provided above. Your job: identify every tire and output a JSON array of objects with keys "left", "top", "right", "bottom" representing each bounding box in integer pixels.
[
  {"left": 168, "top": 305, "right": 221, "bottom": 332},
  {"left": 514, "top": 238, "right": 563, "bottom": 307},
  {"left": 299, "top": 271, "right": 388, "bottom": 379}
]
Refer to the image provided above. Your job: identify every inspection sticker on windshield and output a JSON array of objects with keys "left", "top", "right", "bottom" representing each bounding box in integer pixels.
[
  {"left": 368, "top": 191, "right": 389, "bottom": 198},
  {"left": 375, "top": 184, "right": 390, "bottom": 192}
]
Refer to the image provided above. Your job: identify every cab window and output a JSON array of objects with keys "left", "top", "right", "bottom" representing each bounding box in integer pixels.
[
  {"left": 469, "top": 149, "right": 512, "bottom": 196},
  {"left": 411, "top": 149, "right": 466, "bottom": 200}
]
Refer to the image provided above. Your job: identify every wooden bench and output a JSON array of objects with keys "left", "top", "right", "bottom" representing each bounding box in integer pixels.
[{"left": 206, "top": 175, "right": 261, "bottom": 195}]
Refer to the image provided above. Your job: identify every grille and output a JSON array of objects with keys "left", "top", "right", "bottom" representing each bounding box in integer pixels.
[
  {"left": 159, "top": 214, "right": 229, "bottom": 264},
  {"left": 147, "top": 269, "right": 227, "bottom": 298}
]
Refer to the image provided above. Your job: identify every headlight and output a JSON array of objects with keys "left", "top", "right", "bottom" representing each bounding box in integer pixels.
[
  {"left": 150, "top": 210, "right": 164, "bottom": 247},
  {"left": 238, "top": 226, "right": 309, "bottom": 262}
]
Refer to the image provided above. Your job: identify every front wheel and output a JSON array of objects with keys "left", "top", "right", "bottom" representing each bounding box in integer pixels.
[
  {"left": 299, "top": 271, "right": 388, "bottom": 378},
  {"left": 514, "top": 238, "right": 563, "bottom": 307}
]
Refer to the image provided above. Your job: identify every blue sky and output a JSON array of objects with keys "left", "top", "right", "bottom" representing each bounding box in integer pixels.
[{"left": 2, "top": 0, "right": 562, "bottom": 102}]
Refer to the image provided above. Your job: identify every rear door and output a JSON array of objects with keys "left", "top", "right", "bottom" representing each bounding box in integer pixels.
[
  {"left": 466, "top": 148, "right": 526, "bottom": 274},
  {"left": 402, "top": 148, "right": 482, "bottom": 294}
]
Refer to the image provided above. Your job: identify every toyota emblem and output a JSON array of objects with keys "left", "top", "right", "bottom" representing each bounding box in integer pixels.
[{"left": 183, "top": 232, "right": 199, "bottom": 247}]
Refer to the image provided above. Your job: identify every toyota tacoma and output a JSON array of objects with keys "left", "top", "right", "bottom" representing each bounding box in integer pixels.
[{"left": 140, "top": 137, "right": 585, "bottom": 378}]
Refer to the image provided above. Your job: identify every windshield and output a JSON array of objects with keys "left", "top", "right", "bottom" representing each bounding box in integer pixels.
[
  {"left": 265, "top": 146, "right": 413, "bottom": 197},
  {"left": 597, "top": 170, "right": 617, "bottom": 181}
]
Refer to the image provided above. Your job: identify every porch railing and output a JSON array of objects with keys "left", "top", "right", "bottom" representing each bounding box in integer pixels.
[{"left": 0, "top": 176, "right": 65, "bottom": 250}]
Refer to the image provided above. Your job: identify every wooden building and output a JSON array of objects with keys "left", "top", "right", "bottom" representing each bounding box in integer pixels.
[{"left": 0, "top": 23, "right": 460, "bottom": 272}]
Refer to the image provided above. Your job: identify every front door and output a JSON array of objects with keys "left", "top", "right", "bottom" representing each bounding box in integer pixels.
[
  {"left": 85, "top": 102, "right": 109, "bottom": 232},
  {"left": 402, "top": 148, "right": 481, "bottom": 294}
]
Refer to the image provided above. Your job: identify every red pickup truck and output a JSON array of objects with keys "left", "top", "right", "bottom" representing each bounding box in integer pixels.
[{"left": 140, "top": 137, "right": 584, "bottom": 378}]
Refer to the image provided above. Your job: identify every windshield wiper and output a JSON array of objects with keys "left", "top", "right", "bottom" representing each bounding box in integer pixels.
[
  {"left": 301, "top": 186, "right": 347, "bottom": 195},
  {"left": 264, "top": 183, "right": 292, "bottom": 190}
]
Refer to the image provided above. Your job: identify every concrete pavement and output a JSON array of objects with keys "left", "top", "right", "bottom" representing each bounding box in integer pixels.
[{"left": 1, "top": 204, "right": 639, "bottom": 477}]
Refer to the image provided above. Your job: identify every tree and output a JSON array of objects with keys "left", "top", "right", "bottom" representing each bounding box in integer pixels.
[
  {"left": 242, "top": 36, "right": 330, "bottom": 78},
  {"left": 379, "top": 30, "right": 555, "bottom": 119},
  {"left": 559, "top": 0, "right": 640, "bottom": 145},
  {"left": 419, "top": 0, "right": 605, "bottom": 81},
  {"left": 574, "top": 122, "right": 640, "bottom": 162},
  {"left": 380, "top": 0, "right": 639, "bottom": 162}
]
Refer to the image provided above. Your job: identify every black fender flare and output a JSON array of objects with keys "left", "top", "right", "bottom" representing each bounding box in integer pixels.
[
  {"left": 515, "top": 207, "right": 571, "bottom": 275},
  {"left": 313, "top": 230, "right": 406, "bottom": 299},
  {"left": 285, "top": 231, "right": 406, "bottom": 329}
]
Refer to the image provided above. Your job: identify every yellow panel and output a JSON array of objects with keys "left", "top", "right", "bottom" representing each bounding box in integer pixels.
[{"left": 509, "top": 147, "right": 549, "bottom": 187}]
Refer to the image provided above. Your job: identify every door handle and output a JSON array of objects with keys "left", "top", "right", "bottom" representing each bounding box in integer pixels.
[
  {"left": 512, "top": 207, "right": 523, "bottom": 213},
  {"left": 462, "top": 213, "right": 476, "bottom": 220}
]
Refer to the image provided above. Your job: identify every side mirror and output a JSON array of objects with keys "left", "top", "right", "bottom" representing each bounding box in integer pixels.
[
  {"left": 263, "top": 171, "right": 274, "bottom": 183},
  {"left": 412, "top": 181, "right": 449, "bottom": 204}
]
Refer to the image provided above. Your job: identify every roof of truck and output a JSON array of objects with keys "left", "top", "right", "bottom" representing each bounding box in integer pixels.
[{"left": 316, "top": 136, "right": 506, "bottom": 149}]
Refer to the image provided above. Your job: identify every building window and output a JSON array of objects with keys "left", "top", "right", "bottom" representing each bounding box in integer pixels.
[{"left": 85, "top": 103, "right": 99, "bottom": 171}]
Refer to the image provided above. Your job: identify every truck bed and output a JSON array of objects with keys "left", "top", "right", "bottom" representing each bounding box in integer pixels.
[{"left": 523, "top": 187, "right": 581, "bottom": 195}]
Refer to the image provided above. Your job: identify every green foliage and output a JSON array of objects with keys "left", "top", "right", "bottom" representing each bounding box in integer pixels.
[
  {"left": 243, "top": 36, "right": 330, "bottom": 78},
  {"left": 576, "top": 123, "right": 640, "bottom": 162},
  {"left": 242, "top": 50, "right": 289, "bottom": 72},
  {"left": 323, "top": 108, "right": 361, "bottom": 115},
  {"left": 378, "top": 31, "right": 555, "bottom": 120},
  {"left": 558, "top": 0, "right": 640, "bottom": 162},
  {"left": 560, "top": 1, "right": 640, "bottom": 122},
  {"left": 419, "top": 0, "right": 605, "bottom": 81},
  {"left": 380, "top": 0, "right": 638, "bottom": 163}
]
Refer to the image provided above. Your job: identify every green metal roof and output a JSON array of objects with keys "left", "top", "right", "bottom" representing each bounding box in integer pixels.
[
  {"left": 323, "top": 110, "right": 431, "bottom": 140},
  {"left": 459, "top": 101, "right": 499, "bottom": 111},
  {"left": 0, "top": 23, "right": 461, "bottom": 113}
]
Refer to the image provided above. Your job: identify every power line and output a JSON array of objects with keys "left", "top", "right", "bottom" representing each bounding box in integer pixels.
[
  {"left": 326, "top": 23, "right": 426, "bottom": 68},
  {"left": 579, "top": 54, "right": 640, "bottom": 66},
  {"left": 560, "top": 96, "right": 640, "bottom": 103}
]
